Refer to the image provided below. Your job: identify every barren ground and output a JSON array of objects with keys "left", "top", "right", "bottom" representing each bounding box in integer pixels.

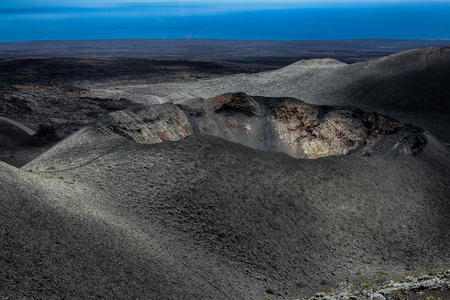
[{"left": 1, "top": 39, "right": 449, "bottom": 299}]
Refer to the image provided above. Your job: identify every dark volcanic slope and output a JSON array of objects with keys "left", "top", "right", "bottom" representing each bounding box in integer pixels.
[
  {"left": 2, "top": 97, "right": 449, "bottom": 299},
  {"left": 0, "top": 159, "right": 235, "bottom": 300},
  {"left": 329, "top": 47, "right": 450, "bottom": 140},
  {"left": 0, "top": 120, "right": 34, "bottom": 166}
]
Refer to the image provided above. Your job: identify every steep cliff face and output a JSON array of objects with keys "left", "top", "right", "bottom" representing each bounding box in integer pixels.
[{"left": 93, "top": 92, "right": 427, "bottom": 159}]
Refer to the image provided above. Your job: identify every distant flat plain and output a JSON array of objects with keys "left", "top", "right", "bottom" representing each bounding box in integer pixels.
[{"left": 1, "top": 38, "right": 449, "bottom": 66}]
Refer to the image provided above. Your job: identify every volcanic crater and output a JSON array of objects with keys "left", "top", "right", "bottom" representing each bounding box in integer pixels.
[{"left": 96, "top": 92, "right": 427, "bottom": 159}]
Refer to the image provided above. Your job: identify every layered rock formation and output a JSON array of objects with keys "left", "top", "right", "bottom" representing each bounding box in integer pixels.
[{"left": 94, "top": 92, "right": 427, "bottom": 159}]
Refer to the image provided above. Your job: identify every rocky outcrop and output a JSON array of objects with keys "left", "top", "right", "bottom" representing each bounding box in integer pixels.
[
  {"left": 267, "top": 100, "right": 367, "bottom": 158},
  {"left": 309, "top": 270, "right": 450, "bottom": 300},
  {"left": 94, "top": 92, "right": 427, "bottom": 159}
]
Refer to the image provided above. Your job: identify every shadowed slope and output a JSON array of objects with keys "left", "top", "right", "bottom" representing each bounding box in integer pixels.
[
  {"left": 0, "top": 120, "right": 60, "bottom": 166},
  {"left": 332, "top": 47, "right": 450, "bottom": 112}
]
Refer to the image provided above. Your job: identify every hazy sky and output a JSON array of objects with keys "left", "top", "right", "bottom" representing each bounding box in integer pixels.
[{"left": 3, "top": 0, "right": 449, "bottom": 8}]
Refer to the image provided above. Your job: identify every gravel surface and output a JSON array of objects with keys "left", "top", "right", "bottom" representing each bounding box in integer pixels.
[{"left": 1, "top": 120, "right": 447, "bottom": 299}]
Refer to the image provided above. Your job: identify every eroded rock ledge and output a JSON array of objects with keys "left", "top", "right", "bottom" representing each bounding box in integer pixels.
[{"left": 95, "top": 92, "right": 426, "bottom": 159}]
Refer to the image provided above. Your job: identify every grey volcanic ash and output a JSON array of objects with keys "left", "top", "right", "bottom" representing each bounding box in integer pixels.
[{"left": 1, "top": 46, "right": 449, "bottom": 299}]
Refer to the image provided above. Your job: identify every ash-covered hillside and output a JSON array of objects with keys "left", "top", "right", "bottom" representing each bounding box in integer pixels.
[
  {"left": 2, "top": 93, "right": 450, "bottom": 299},
  {"left": 1, "top": 46, "right": 450, "bottom": 299}
]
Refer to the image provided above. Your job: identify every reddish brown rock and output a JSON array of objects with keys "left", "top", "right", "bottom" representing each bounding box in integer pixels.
[{"left": 96, "top": 92, "right": 427, "bottom": 159}]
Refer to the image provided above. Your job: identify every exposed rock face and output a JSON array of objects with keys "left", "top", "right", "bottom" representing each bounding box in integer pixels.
[
  {"left": 94, "top": 92, "right": 427, "bottom": 159},
  {"left": 95, "top": 103, "right": 192, "bottom": 144},
  {"left": 268, "top": 100, "right": 367, "bottom": 158}
]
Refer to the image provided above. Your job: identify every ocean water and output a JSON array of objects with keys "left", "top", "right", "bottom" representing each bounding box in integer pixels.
[{"left": 1, "top": 2, "right": 450, "bottom": 42}]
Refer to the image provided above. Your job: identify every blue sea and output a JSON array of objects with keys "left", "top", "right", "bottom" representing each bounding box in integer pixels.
[{"left": 1, "top": 2, "right": 450, "bottom": 42}]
